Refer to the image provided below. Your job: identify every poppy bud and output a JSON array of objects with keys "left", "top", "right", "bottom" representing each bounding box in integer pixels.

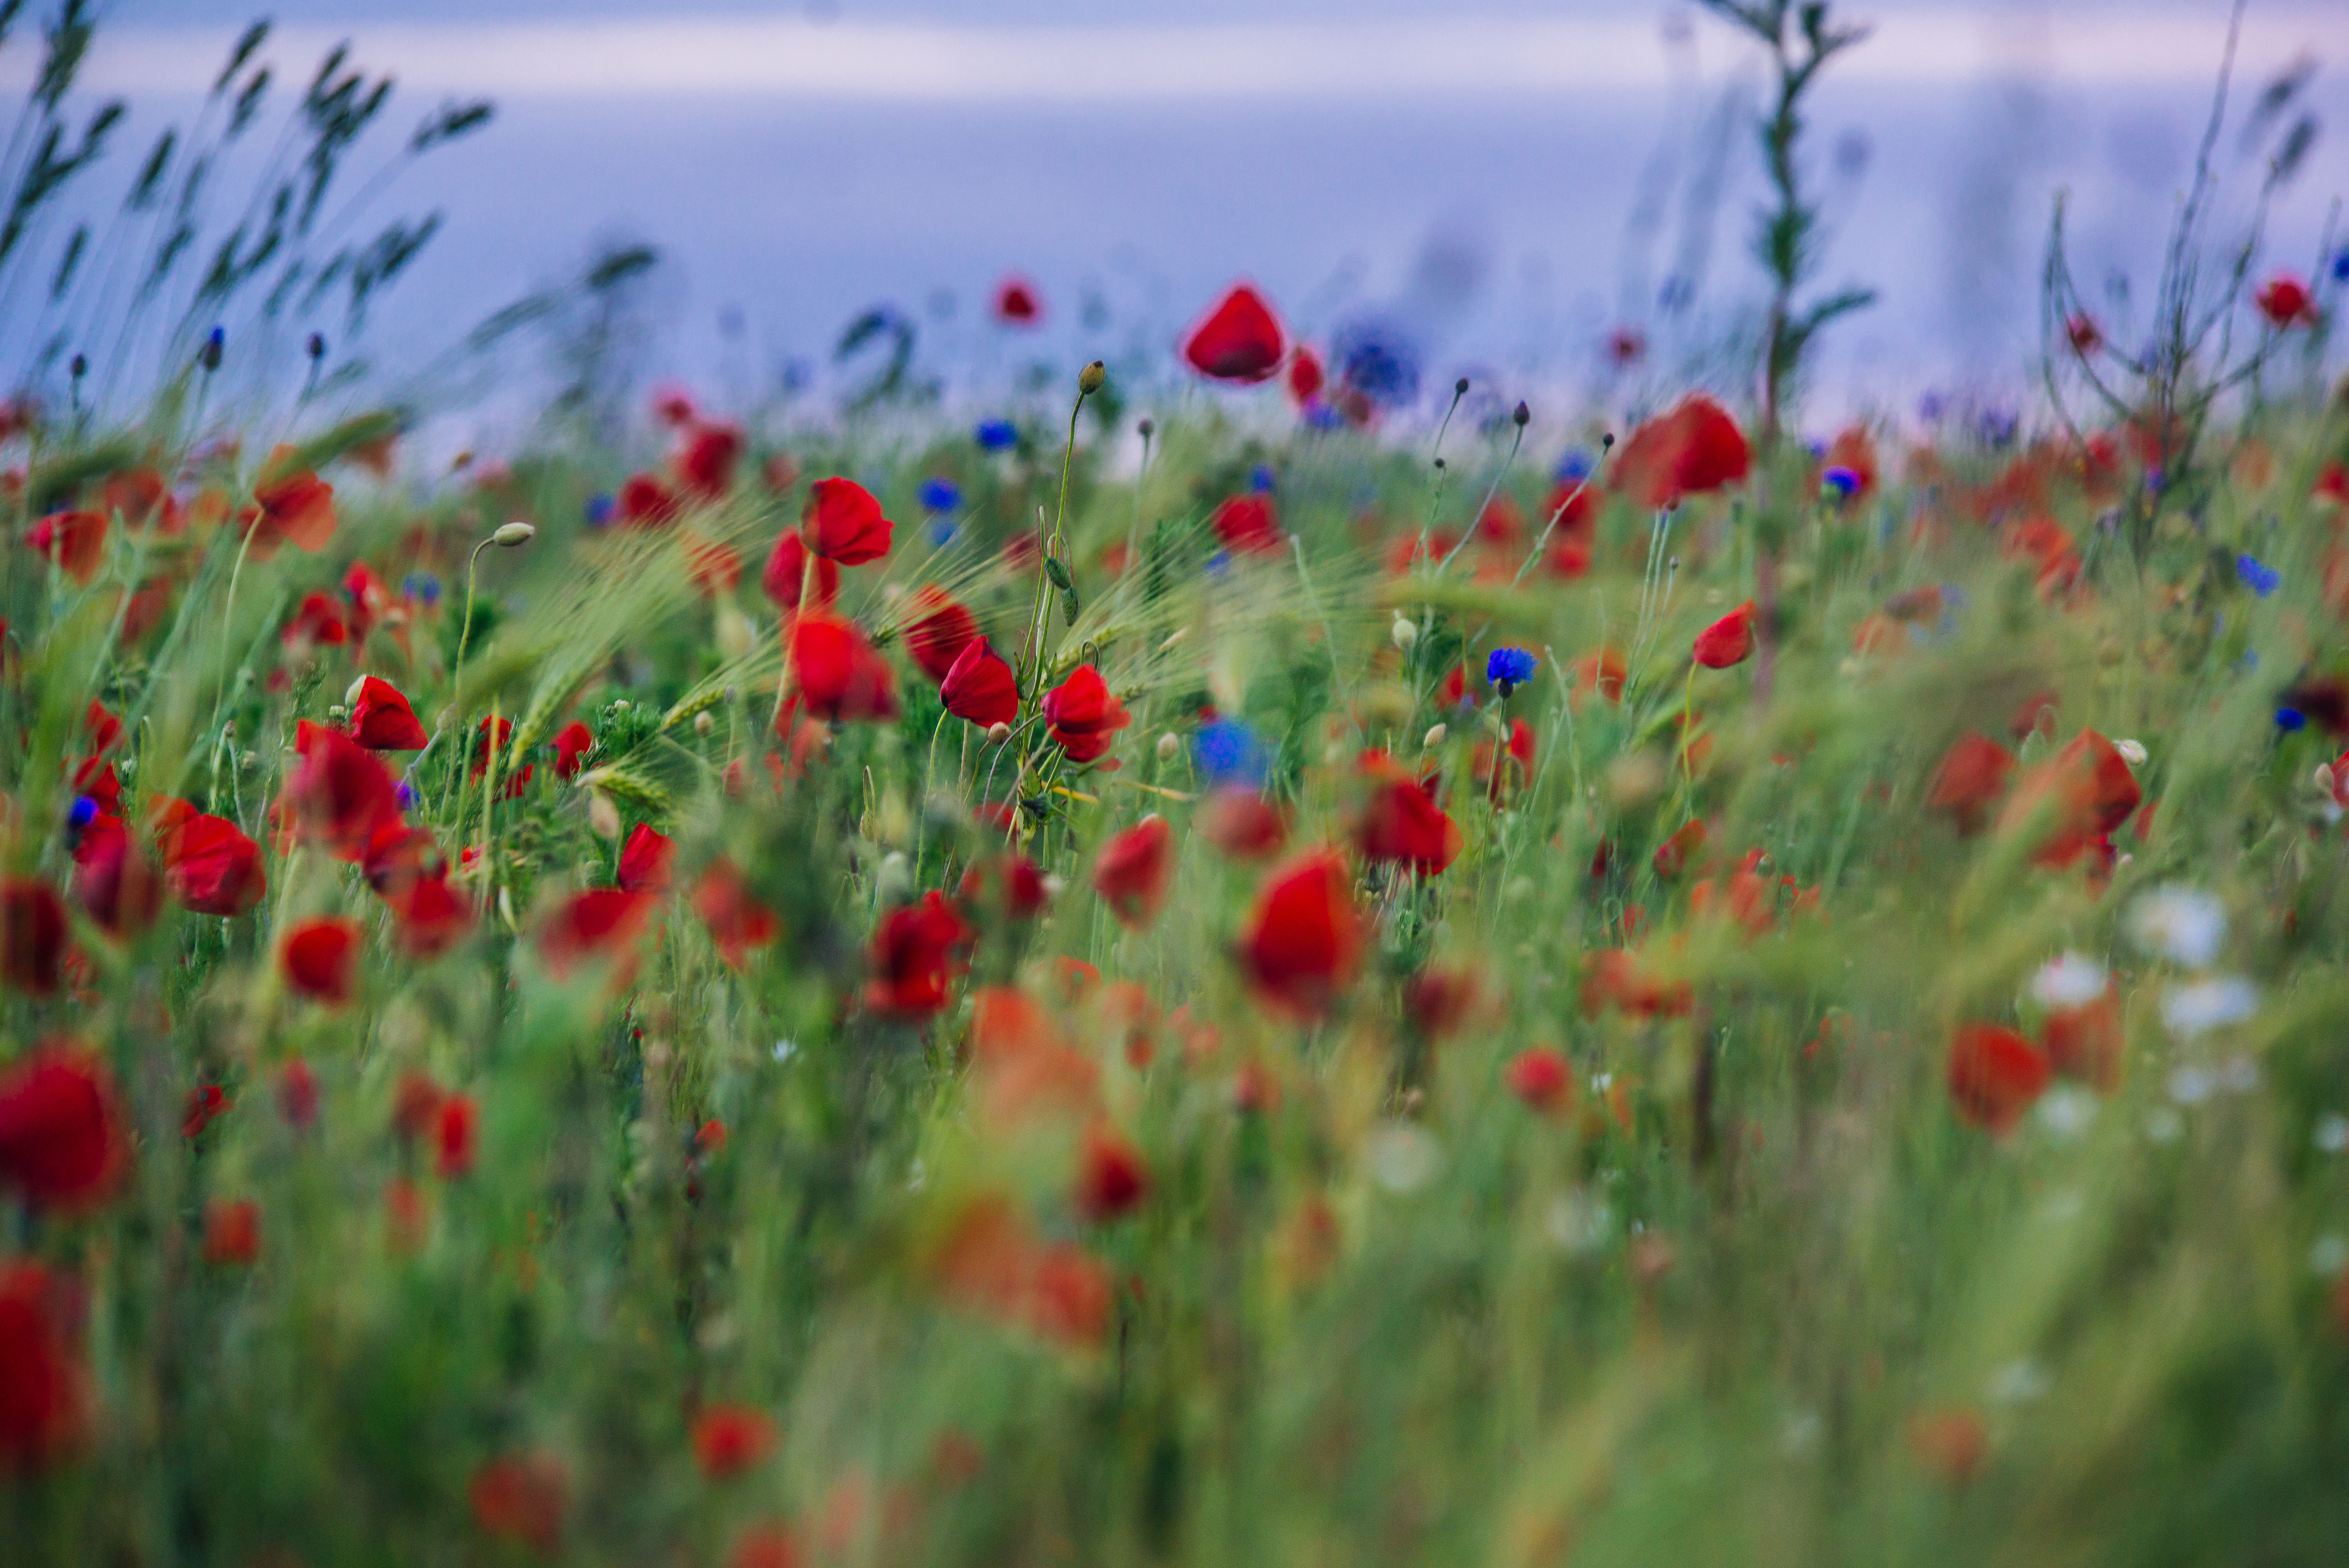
[
  {"left": 986, "top": 722, "right": 1011, "bottom": 744},
  {"left": 2115, "top": 738, "right": 2148, "bottom": 767},
  {"left": 1513, "top": 400, "right": 1530, "bottom": 428},
  {"left": 1137, "top": 418, "right": 1155, "bottom": 439},
  {"left": 1454, "top": 376, "right": 1470, "bottom": 396},
  {"left": 307, "top": 332, "right": 326, "bottom": 361},
  {"left": 1156, "top": 732, "right": 1180, "bottom": 761},
  {"left": 1060, "top": 587, "right": 1080, "bottom": 625},
  {"left": 1044, "top": 557, "right": 1073, "bottom": 591},
  {"left": 1078, "top": 360, "right": 1107, "bottom": 396},
  {"left": 70, "top": 353, "right": 86, "bottom": 379},
  {"left": 1392, "top": 616, "right": 1418, "bottom": 650},
  {"left": 1424, "top": 723, "right": 1447, "bottom": 748},
  {"left": 694, "top": 711, "right": 714, "bottom": 736},
  {"left": 492, "top": 521, "right": 535, "bottom": 548},
  {"left": 200, "top": 326, "right": 224, "bottom": 372}
]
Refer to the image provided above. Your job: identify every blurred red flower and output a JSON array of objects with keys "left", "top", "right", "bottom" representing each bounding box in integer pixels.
[
  {"left": 1237, "top": 850, "right": 1362, "bottom": 1020},
  {"left": 1, "top": 878, "right": 68, "bottom": 995},
  {"left": 1199, "top": 787, "right": 1286, "bottom": 861},
  {"left": 1613, "top": 394, "right": 1751, "bottom": 509},
  {"left": 788, "top": 612, "right": 899, "bottom": 723},
  {"left": 538, "top": 888, "right": 654, "bottom": 979},
  {"left": 1182, "top": 282, "right": 1286, "bottom": 383},
  {"left": 941, "top": 640, "right": 1018, "bottom": 729},
  {"left": 801, "top": 476, "right": 893, "bottom": 564},
  {"left": 241, "top": 456, "right": 336, "bottom": 559},
  {"left": 692, "top": 858, "right": 780, "bottom": 969},
  {"left": 904, "top": 586, "right": 980, "bottom": 683},
  {"left": 70, "top": 814, "right": 160, "bottom": 935},
  {"left": 201, "top": 1198, "right": 261, "bottom": 1267},
  {"left": 676, "top": 421, "right": 744, "bottom": 500},
  {"left": 157, "top": 808, "right": 266, "bottom": 916},
  {"left": 470, "top": 1452, "right": 567, "bottom": 1553},
  {"left": 1091, "top": 815, "right": 1172, "bottom": 929},
  {"left": 618, "top": 472, "right": 680, "bottom": 526},
  {"left": 2255, "top": 273, "right": 2315, "bottom": 327},
  {"left": 1999, "top": 729, "right": 2140, "bottom": 868},
  {"left": 617, "top": 822, "right": 676, "bottom": 894},
  {"left": 991, "top": 275, "right": 1043, "bottom": 324},
  {"left": 1504, "top": 1048, "right": 1575, "bottom": 1114},
  {"left": 1693, "top": 600, "right": 1758, "bottom": 668},
  {"left": 434, "top": 1094, "right": 477, "bottom": 1178},
  {"left": 1929, "top": 732, "right": 2015, "bottom": 835},
  {"left": 280, "top": 916, "right": 360, "bottom": 1006},
  {"left": 0, "top": 1260, "right": 87, "bottom": 1472},
  {"left": 390, "top": 871, "right": 473, "bottom": 959},
  {"left": 692, "top": 1404, "right": 777, "bottom": 1479},
  {"left": 282, "top": 722, "right": 403, "bottom": 861},
  {"left": 1043, "top": 665, "right": 1130, "bottom": 764},
  {"left": 1947, "top": 1023, "right": 2050, "bottom": 1133},
  {"left": 348, "top": 675, "right": 428, "bottom": 750},
  {"left": 1356, "top": 773, "right": 1460, "bottom": 875},
  {"left": 760, "top": 530, "right": 839, "bottom": 615},
  {"left": 25, "top": 509, "right": 106, "bottom": 582},
  {"left": 551, "top": 720, "right": 595, "bottom": 779},
  {"left": 0, "top": 1046, "right": 126, "bottom": 1211},
  {"left": 865, "top": 891, "right": 971, "bottom": 1017},
  {"left": 1211, "top": 494, "right": 1283, "bottom": 555},
  {"left": 1075, "top": 1124, "right": 1150, "bottom": 1221}
]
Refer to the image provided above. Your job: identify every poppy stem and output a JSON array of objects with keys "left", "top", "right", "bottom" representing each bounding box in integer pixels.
[
  {"left": 1020, "top": 372, "right": 1096, "bottom": 706},
  {"left": 1511, "top": 433, "right": 1615, "bottom": 590},
  {"left": 451, "top": 536, "right": 496, "bottom": 710},
  {"left": 1436, "top": 422, "right": 1526, "bottom": 577}
]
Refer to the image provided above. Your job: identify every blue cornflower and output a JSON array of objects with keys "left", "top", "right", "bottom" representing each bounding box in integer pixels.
[
  {"left": 394, "top": 780, "right": 419, "bottom": 812},
  {"left": 1206, "top": 550, "right": 1231, "bottom": 579},
  {"left": 918, "top": 476, "right": 962, "bottom": 513},
  {"left": 1917, "top": 392, "right": 1946, "bottom": 423},
  {"left": 584, "top": 492, "right": 616, "bottom": 528},
  {"left": 2277, "top": 706, "right": 2308, "bottom": 732},
  {"left": 1196, "top": 719, "right": 1267, "bottom": 787},
  {"left": 1554, "top": 449, "right": 1593, "bottom": 483},
  {"left": 403, "top": 571, "right": 442, "bottom": 607},
  {"left": 1486, "top": 646, "right": 1538, "bottom": 696},
  {"left": 1303, "top": 403, "right": 1346, "bottom": 432},
  {"left": 2333, "top": 247, "right": 2349, "bottom": 283},
  {"left": 1980, "top": 408, "right": 2019, "bottom": 449},
  {"left": 928, "top": 520, "right": 958, "bottom": 548},
  {"left": 975, "top": 419, "right": 1018, "bottom": 452},
  {"left": 1821, "top": 465, "right": 1862, "bottom": 500},
  {"left": 2237, "top": 553, "right": 2281, "bottom": 597},
  {"left": 1249, "top": 464, "right": 1276, "bottom": 494},
  {"left": 67, "top": 795, "right": 98, "bottom": 830},
  {"left": 1331, "top": 314, "right": 1422, "bottom": 408}
]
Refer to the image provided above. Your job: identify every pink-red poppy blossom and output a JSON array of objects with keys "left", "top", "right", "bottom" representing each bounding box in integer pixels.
[
  {"left": 676, "top": 422, "right": 744, "bottom": 500},
  {"left": 1693, "top": 600, "right": 1758, "bottom": 668},
  {"left": 1287, "top": 345, "right": 1325, "bottom": 404},
  {"left": 470, "top": 1452, "right": 568, "bottom": 1553},
  {"left": 1236, "top": 850, "right": 1362, "bottom": 1021},
  {"left": 201, "top": 1198, "right": 261, "bottom": 1267},
  {"left": 958, "top": 853, "right": 1050, "bottom": 922},
  {"left": 240, "top": 457, "right": 336, "bottom": 559},
  {"left": 390, "top": 872, "right": 473, "bottom": 959},
  {"left": 1182, "top": 282, "right": 1286, "bottom": 383},
  {"left": 941, "top": 640, "right": 1019, "bottom": 729},
  {"left": 1075, "top": 1124, "right": 1150, "bottom": 1221},
  {"left": 1199, "top": 788, "right": 1287, "bottom": 860},
  {"left": 1356, "top": 773, "right": 1461, "bottom": 875},
  {"left": 1091, "top": 815, "right": 1172, "bottom": 929},
  {"left": 157, "top": 809, "right": 266, "bottom": 916},
  {"left": 434, "top": 1094, "right": 478, "bottom": 1178},
  {"left": 280, "top": 589, "right": 349, "bottom": 654},
  {"left": 1929, "top": 732, "right": 2016, "bottom": 835},
  {"left": 801, "top": 477, "right": 893, "bottom": 565},
  {"left": 617, "top": 822, "right": 676, "bottom": 894},
  {"left": 1504, "top": 1048, "right": 1575, "bottom": 1114},
  {"left": 280, "top": 916, "right": 360, "bottom": 1005},
  {"left": 1043, "top": 665, "right": 1130, "bottom": 764},
  {"left": 282, "top": 722, "right": 403, "bottom": 861},
  {"left": 552, "top": 721, "right": 595, "bottom": 779},
  {"left": 70, "top": 814, "right": 160, "bottom": 935},
  {"left": 0, "top": 1260, "right": 87, "bottom": 1471},
  {"left": 618, "top": 472, "right": 680, "bottom": 526},
  {"left": 992, "top": 276, "right": 1043, "bottom": 324},
  {"left": 2255, "top": 273, "right": 2316, "bottom": 328},
  {"left": 1999, "top": 729, "right": 2141, "bottom": 868},
  {"left": 538, "top": 888, "right": 655, "bottom": 978}
]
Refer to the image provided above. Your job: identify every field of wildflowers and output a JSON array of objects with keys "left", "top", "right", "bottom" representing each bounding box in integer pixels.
[{"left": 7, "top": 4, "right": 2349, "bottom": 1566}]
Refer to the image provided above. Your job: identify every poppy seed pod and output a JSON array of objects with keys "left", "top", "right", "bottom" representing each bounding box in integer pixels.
[{"left": 492, "top": 521, "right": 535, "bottom": 547}]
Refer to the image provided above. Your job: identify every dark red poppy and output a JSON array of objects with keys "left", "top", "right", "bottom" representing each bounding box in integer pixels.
[
  {"left": 1199, "top": 787, "right": 1286, "bottom": 860},
  {"left": 1075, "top": 1124, "right": 1150, "bottom": 1221},
  {"left": 2000, "top": 729, "right": 2140, "bottom": 868},
  {"left": 158, "top": 810, "right": 266, "bottom": 916},
  {"left": 864, "top": 891, "right": 972, "bottom": 1017},
  {"left": 608, "top": 472, "right": 678, "bottom": 528},
  {"left": 277, "top": 1058, "right": 319, "bottom": 1128},
  {"left": 201, "top": 1198, "right": 261, "bottom": 1267},
  {"left": 25, "top": 510, "right": 106, "bottom": 583},
  {"left": 1929, "top": 732, "right": 2015, "bottom": 835},
  {"left": 282, "top": 721, "right": 403, "bottom": 861},
  {"left": 692, "top": 1404, "right": 777, "bottom": 1480},
  {"left": 957, "top": 853, "right": 1050, "bottom": 921},
  {"left": 0, "top": 1260, "right": 87, "bottom": 1472},
  {"left": 1356, "top": 773, "right": 1460, "bottom": 875},
  {"left": 1182, "top": 282, "right": 1285, "bottom": 383},
  {"left": 801, "top": 477, "right": 893, "bottom": 565},
  {"left": 1287, "top": 346, "right": 1325, "bottom": 404},
  {"left": 70, "top": 814, "right": 160, "bottom": 935},
  {"left": 470, "top": 1452, "right": 567, "bottom": 1552},
  {"left": 691, "top": 859, "right": 780, "bottom": 969},
  {"left": 280, "top": 589, "right": 349, "bottom": 654},
  {"left": 434, "top": 1094, "right": 477, "bottom": 1178},
  {"left": 788, "top": 612, "right": 899, "bottom": 723},
  {"left": 2255, "top": 274, "right": 2316, "bottom": 327},
  {"left": 676, "top": 421, "right": 744, "bottom": 500},
  {"left": 538, "top": 888, "right": 655, "bottom": 978},
  {"left": 904, "top": 587, "right": 981, "bottom": 684},
  {"left": 991, "top": 276, "right": 1043, "bottom": 325},
  {"left": 0, "top": 1046, "right": 126, "bottom": 1211},
  {"left": 1211, "top": 495, "right": 1283, "bottom": 555},
  {"left": 241, "top": 459, "right": 336, "bottom": 559},
  {"left": 1613, "top": 394, "right": 1751, "bottom": 509},
  {"left": 1236, "top": 850, "right": 1362, "bottom": 1021},
  {"left": 941, "top": 640, "right": 1018, "bottom": 729},
  {"left": 1091, "top": 815, "right": 1172, "bottom": 929},
  {"left": 1504, "top": 1048, "right": 1575, "bottom": 1114},
  {"left": 1947, "top": 1023, "right": 2050, "bottom": 1133},
  {"left": 617, "top": 822, "right": 677, "bottom": 894},
  {"left": 0, "top": 879, "right": 68, "bottom": 996},
  {"left": 278, "top": 916, "right": 358, "bottom": 1005},
  {"left": 389, "top": 872, "right": 473, "bottom": 959},
  {"left": 1043, "top": 665, "right": 1130, "bottom": 764},
  {"left": 759, "top": 530, "right": 839, "bottom": 615},
  {"left": 1693, "top": 600, "right": 1758, "bottom": 668},
  {"left": 348, "top": 675, "right": 428, "bottom": 750},
  {"left": 551, "top": 721, "right": 595, "bottom": 779}
]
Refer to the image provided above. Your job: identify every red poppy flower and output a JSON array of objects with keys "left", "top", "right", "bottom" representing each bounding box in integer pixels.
[
  {"left": 1236, "top": 850, "right": 1362, "bottom": 1020},
  {"left": 342, "top": 561, "right": 392, "bottom": 640},
  {"left": 729, "top": 1525, "right": 804, "bottom": 1568},
  {"left": 280, "top": 589, "right": 349, "bottom": 654},
  {"left": 100, "top": 465, "right": 180, "bottom": 532},
  {"left": 390, "top": 872, "right": 473, "bottom": 958},
  {"left": 83, "top": 700, "right": 124, "bottom": 757},
  {"left": 1043, "top": 665, "right": 1130, "bottom": 764},
  {"left": 1075, "top": 1124, "right": 1150, "bottom": 1221},
  {"left": 801, "top": 477, "right": 893, "bottom": 565},
  {"left": 470, "top": 1452, "right": 567, "bottom": 1553},
  {"left": 0, "top": 1260, "right": 87, "bottom": 1472},
  {"left": 618, "top": 472, "right": 680, "bottom": 526},
  {"left": 1821, "top": 425, "right": 1879, "bottom": 499},
  {"left": 2001, "top": 515, "right": 2081, "bottom": 596},
  {"left": 182, "top": 1083, "right": 229, "bottom": 1140},
  {"left": 1504, "top": 1048, "right": 1575, "bottom": 1114},
  {"left": 201, "top": 1198, "right": 261, "bottom": 1267},
  {"left": 1580, "top": 948, "right": 1693, "bottom": 1019},
  {"left": 551, "top": 721, "right": 595, "bottom": 779},
  {"left": 1541, "top": 474, "right": 1598, "bottom": 544},
  {"left": 159, "top": 811, "right": 266, "bottom": 916},
  {"left": 760, "top": 530, "right": 839, "bottom": 615},
  {"left": 280, "top": 916, "right": 360, "bottom": 1005},
  {"left": 1613, "top": 394, "right": 1751, "bottom": 509},
  {"left": 1182, "top": 282, "right": 1286, "bottom": 383},
  {"left": 282, "top": 722, "right": 403, "bottom": 861},
  {"left": 538, "top": 887, "right": 655, "bottom": 978},
  {"left": 864, "top": 891, "right": 971, "bottom": 1017},
  {"left": 676, "top": 421, "right": 744, "bottom": 500},
  {"left": 434, "top": 1094, "right": 477, "bottom": 1178},
  {"left": 1, "top": 879, "right": 68, "bottom": 996},
  {"left": 691, "top": 858, "right": 780, "bottom": 969},
  {"left": 70, "top": 754, "right": 121, "bottom": 816},
  {"left": 1929, "top": 732, "right": 2015, "bottom": 835},
  {"left": 241, "top": 457, "right": 336, "bottom": 559},
  {"left": 1091, "top": 814, "right": 1172, "bottom": 929},
  {"left": 685, "top": 533, "right": 743, "bottom": 596},
  {"left": 929, "top": 1194, "right": 1114, "bottom": 1345},
  {"left": 1946, "top": 1023, "right": 2050, "bottom": 1133},
  {"left": 617, "top": 822, "right": 676, "bottom": 893},
  {"left": 1356, "top": 774, "right": 1460, "bottom": 875},
  {"left": 1287, "top": 345, "right": 1325, "bottom": 404},
  {"left": 277, "top": 1059, "right": 319, "bottom": 1128},
  {"left": 1652, "top": 817, "right": 1708, "bottom": 877},
  {"left": 1999, "top": 729, "right": 2141, "bottom": 867},
  {"left": 1211, "top": 494, "right": 1283, "bottom": 555},
  {"left": 692, "top": 1404, "right": 777, "bottom": 1479},
  {"left": 2255, "top": 273, "right": 2316, "bottom": 327},
  {"left": 2042, "top": 989, "right": 2123, "bottom": 1092},
  {"left": 70, "top": 814, "right": 160, "bottom": 935},
  {"left": 1693, "top": 600, "right": 1758, "bottom": 668},
  {"left": 788, "top": 612, "right": 900, "bottom": 723},
  {"left": 1199, "top": 787, "right": 1287, "bottom": 860},
  {"left": 348, "top": 675, "right": 428, "bottom": 750},
  {"left": 958, "top": 853, "right": 1050, "bottom": 921},
  {"left": 991, "top": 275, "right": 1043, "bottom": 324},
  {"left": 0, "top": 1046, "right": 126, "bottom": 1212},
  {"left": 940, "top": 640, "right": 1018, "bottom": 729},
  {"left": 1474, "top": 717, "right": 1536, "bottom": 804},
  {"left": 904, "top": 586, "right": 981, "bottom": 683},
  {"left": 25, "top": 510, "right": 106, "bottom": 583}
]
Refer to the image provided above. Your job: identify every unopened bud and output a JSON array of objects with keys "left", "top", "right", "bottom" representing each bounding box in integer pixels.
[
  {"left": 2316, "top": 763, "right": 2336, "bottom": 794},
  {"left": 1513, "top": 400, "right": 1530, "bottom": 428},
  {"left": 1391, "top": 615, "right": 1418, "bottom": 651},
  {"left": 1454, "top": 376, "right": 1470, "bottom": 396},
  {"left": 587, "top": 791, "right": 622, "bottom": 839},
  {"left": 986, "top": 722, "right": 1012, "bottom": 745},
  {"left": 345, "top": 674, "right": 369, "bottom": 706},
  {"left": 1157, "top": 731, "right": 1181, "bottom": 761},
  {"left": 2114, "top": 738, "right": 2148, "bottom": 767},
  {"left": 877, "top": 851, "right": 913, "bottom": 905},
  {"left": 492, "top": 520, "right": 535, "bottom": 548},
  {"left": 1137, "top": 417, "right": 1155, "bottom": 438},
  {"left": 693, "top": 711, "right": 715, "bottom": 737},
  {"left": 1079, "top": 360, "right": 1107, "bottom": 395},
  {"left": 1424, "top": 723, "right": 1448, "bottom": 748}
]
